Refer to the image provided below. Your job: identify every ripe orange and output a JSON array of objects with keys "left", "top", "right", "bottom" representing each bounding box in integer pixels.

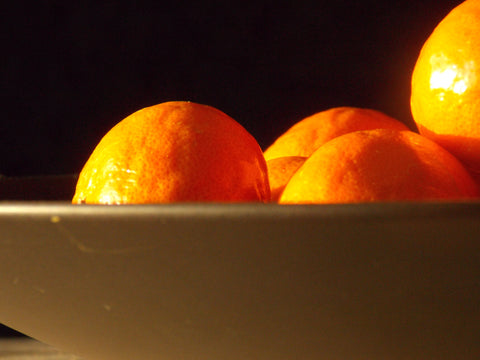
[
  {"left": 72, "top": 101, "right": 270, "bottom": 204},
  {"left": 411, "top": 0, "right": 480, "bottom": 180},
  {"left": 279, "top": 129, "right": 479, "bottom": 204},
  {"left": 263, "top": 107, "right": 409, "bottom": 161},
  {"left": 266, "top": 156, "right": 307, "bottom": 202}
]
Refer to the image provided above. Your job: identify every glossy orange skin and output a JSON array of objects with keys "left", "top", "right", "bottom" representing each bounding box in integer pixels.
[
  {"left": 264, "top": 107, "right": 409, "bottom": 161},
  {"left": 266, "top": 156, "right": 307, "bottom": 202},
  {"left": 411, "top": 0, "right": 480, "bottom": 178},
  {"left": 280, "top": 129, "right": 479, "bottom": 204},
  {"left": 73, "top": 101, "right": 270, "bottom": 204}
]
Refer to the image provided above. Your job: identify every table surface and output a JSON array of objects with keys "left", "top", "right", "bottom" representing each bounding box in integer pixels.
[{"left": 0, "top": 338, "right": 82, "bottom": 359}]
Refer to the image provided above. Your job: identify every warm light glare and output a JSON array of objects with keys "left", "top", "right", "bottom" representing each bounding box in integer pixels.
[
  {"left": 98, "top": 186, "right": 124, "bottom": 204},
  {"left": 430, "top": 68, "right": 457, "bottom": 89},
  {"left": 429, "top": 53, "right": 476, "bottom": 97},
  {"left": 97, "top": 162, "right": 137, "bottom": 204}
]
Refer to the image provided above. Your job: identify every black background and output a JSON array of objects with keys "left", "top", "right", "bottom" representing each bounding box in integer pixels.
[
  {"left": 1, "top": 0, "right": 463, "bottom": 178},
  {"left": 0, "top": 0, "right": 468, "bottom": 338}
]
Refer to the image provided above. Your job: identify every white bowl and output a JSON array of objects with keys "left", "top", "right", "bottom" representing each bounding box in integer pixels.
[{"left": 1, "top": 202, "right": 479, "bottom": 360}]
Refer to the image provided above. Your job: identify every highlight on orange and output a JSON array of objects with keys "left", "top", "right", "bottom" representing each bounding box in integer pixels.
[
  {"left": 411, "top": 0, "right": 480, "bottom": 180},
  {"left": 263, "top": 107, "right": 409, "bottom": 161},
  {"left": 279, "top": 129, "right": 479, "bottom": 204},
  {"left": 266, "top": 156, "right": 307, "bottom": 202},
  {"left": 72, "top": 101, "right": 271, "bottom": 204}
]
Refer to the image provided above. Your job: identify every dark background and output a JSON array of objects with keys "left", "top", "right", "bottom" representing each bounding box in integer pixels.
[
  {"left": 1, "top": 0, "right": 463, "bottom": 178},
  {"left": 0, "top": 0, "right": 463, "bottom": 336}
]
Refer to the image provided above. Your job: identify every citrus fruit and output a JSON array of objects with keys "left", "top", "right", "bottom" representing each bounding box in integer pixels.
[
  {"left": 72, "top": 101, "right": 270, "bottom": 204},
  {"left": 263, "top": 107, "right": 409, "bottom": 161},
  {"left": 279, "top": 129, "right": 479, "bottom": 204},
  {"left": 266, "top": 156, "right": 307, "bottom": 202},
  {"left": 411, "top": 0, "right": 480, "bottom": 179}
]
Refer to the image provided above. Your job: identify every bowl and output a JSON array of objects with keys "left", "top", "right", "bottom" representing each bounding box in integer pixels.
[{"left": 0, "top": 176, "right": 479, "bottom": 359}]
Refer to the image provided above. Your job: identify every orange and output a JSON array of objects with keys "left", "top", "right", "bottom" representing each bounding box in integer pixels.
[
  {"left": 280, "top": 129, "right": 479, "bottom": 204},
  {"left": 266, "top": 156, "right": 307, "bottom": 202},
  {"left": 263, "top": 107, "right": 409, "bottom": 161},
  {"left": 72, "top": 101, "right": 270, "bottom": 204},
  {"left": 411, "top": 0, "right": 480, "bottom": 179}
]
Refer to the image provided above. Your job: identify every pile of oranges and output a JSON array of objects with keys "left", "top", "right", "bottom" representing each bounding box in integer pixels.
[{"left": 73, "top": 0, "right": 480, "bottom": 205}]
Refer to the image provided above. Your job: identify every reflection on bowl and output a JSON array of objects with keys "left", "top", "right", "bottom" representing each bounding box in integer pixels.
[{"left": 0, "top": 201, "right": 479, "bottom": 360}]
